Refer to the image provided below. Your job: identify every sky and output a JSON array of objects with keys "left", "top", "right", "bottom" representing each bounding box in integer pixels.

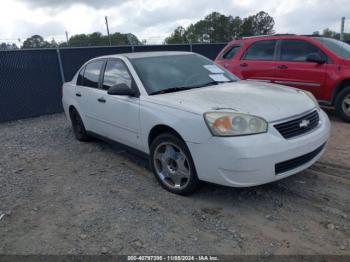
[{"left": 0, "top": 0, "right": 349, "bottom": 45}]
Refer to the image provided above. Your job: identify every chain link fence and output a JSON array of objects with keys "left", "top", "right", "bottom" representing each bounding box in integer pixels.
[
  {"left": 0, "top": 49, "right": 62, "bottom": 122},
  {"left": 0, "top": 43, "right": 227, "bottom": 122}
]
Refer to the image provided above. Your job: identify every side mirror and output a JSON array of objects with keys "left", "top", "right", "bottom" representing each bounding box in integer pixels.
[
  {"left": 107, "top": 83, "right": 137, "bottom": 96},
  {"left": 306, "top": 53, "right": 326, "bottom": 64}
]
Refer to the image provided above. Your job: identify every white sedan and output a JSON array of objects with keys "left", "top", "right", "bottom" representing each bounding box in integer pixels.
[{"left": 62, "top": 51, "right": 330, "bottom": 195}]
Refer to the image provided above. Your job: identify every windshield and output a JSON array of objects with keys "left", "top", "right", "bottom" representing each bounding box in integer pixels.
[
  {"left": 130, "top": 54, "right": 238, "bottom": 94},
  {"left": 314, "top": 37, "right": 350, "bottom": 59}
]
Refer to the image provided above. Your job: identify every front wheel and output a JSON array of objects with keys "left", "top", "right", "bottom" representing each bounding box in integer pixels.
[
  {"left": 335, "top": 86, "right": 350, "bottom": 123},
  {"left": 150, "top": 133, "right": 199, "bottom": 195}
]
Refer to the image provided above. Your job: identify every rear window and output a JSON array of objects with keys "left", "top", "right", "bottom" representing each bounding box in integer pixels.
[
  {"left": 314, "top": 37, "right": 350, "bottom": 59},
  {"left": 242, "top": 40, "right": 277, "bottom": 61},
  {"left": 222, "top": 45, "right": 241, "bottom": 59}
]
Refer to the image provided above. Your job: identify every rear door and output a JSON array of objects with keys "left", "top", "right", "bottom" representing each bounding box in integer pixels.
[
  {"left": 75, "top": 59, "right": 105, "bottom": 134},
  {"left": 238, "top": 40, "right": 279, "bottom": 82},
  {"left": 274, "top": 39, "right": 327, "bottom": 99}
]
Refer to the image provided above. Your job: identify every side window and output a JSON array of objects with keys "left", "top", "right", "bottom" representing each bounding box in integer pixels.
[
  {"left": 82, "top": 61, "right": 104, "bottom": 88},
  {"left": 102, "top": 59, "right": 132, "bottom": 90},
  {"left": 280, "top": 40, "right": 325, "bottom": 62},
  {"left": 222, "top": 45, "right": 241, "bottom": 59},
  {"left": 242, "top": 40, "right": 277, "bottom": 61}
]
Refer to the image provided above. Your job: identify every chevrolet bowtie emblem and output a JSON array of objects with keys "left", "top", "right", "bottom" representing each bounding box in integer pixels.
[{"left": 299, "top": 119, "right": 310, "bottom": 128}]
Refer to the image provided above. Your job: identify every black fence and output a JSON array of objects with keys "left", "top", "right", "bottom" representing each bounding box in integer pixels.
[{"left": 0, "top": 43, "right": 227, "bottom": 122}]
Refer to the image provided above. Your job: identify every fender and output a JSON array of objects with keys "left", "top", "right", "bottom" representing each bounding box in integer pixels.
[
  {"left": 62, "top": 83, "right": 90, "bottom": 130},
  {"left": 331, "top": 78, "right": 350, "bottom": 105},
  {"left": 139, "top": 99, "right": 212, "bottom": 153}
]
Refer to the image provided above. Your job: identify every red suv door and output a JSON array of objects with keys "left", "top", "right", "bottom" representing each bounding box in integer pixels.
[
  {"left": 274, "top": 39, "right": 328, "bottom": 99},
  {"left": 237, "top": 40, "right": 279, "bottom": 82}
]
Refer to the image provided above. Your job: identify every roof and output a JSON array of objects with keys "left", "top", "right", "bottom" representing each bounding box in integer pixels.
[
  {"left": 110, "top": 51, "right": 193, "bottom": 59},
  {"left": 235, "top": 34, "right": 326, "bottom": 43}
]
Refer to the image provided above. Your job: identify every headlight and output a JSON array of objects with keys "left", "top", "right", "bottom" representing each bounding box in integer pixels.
[
  {"left": 204, "top": 112, "right": 268, "bottom": 136},
  {"left": 304, "top": 91, "right": 320, "bottom": 110}
]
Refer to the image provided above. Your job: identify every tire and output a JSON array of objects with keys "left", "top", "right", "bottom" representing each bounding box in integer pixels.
[
  {"left": 69, "top": 108, "right": 90, "bottom": 141},
  {"left": 335, "top": 86, "right": 350, "bottom": 123},
  {"left": 150, "top": 133, "right": 199, "bottom": 195}
]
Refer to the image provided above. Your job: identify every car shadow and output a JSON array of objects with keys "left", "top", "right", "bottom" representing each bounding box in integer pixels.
[
  {"left": 89, "top": 135, "right": 302, "bottom": 203},
  {"left": 322, "top": 106, "right": 342, "bottom": 122}
]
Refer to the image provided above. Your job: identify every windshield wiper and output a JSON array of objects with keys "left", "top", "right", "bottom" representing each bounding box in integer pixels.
[
  {"left": 198, "top": 80, "right": 233, "bottom": 86},
  {"left": 149, "top": 80, "right": 234, "bottom": 95},
  {"left": 149, "top": 86, "right": 197, "bottom": 95},
  {"left": 193, "top": 80, "right": 235, "bottom": 88}
]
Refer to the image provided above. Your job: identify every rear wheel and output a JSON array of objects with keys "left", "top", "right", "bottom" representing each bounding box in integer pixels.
[
  {"left": 69, "top": 108, "right": 90, "bottom": 141},
  {"left": 150, "top": 133, "right": 199, "bottom": 195},
  {"left": 335, "top": 86, "right": 350, "bottom": 123}
]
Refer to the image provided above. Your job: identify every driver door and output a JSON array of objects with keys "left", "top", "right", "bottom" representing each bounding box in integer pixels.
[{"left": 95, "top": 59, "right": 142, "bottom": 149}]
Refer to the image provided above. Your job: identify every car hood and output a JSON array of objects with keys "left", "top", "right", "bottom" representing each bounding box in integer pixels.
[{"left": 146, "top": 80, "right": 316, "bottom": 122}]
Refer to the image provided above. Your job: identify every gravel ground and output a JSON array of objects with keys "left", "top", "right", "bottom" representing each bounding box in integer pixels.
[{"left": 0, "top": 109, "right": 349, "bottom": 255}]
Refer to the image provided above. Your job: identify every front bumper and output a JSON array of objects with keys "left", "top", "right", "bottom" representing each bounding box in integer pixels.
[{"left": 187, "top": 110, "right": 331, "bottom": 187}]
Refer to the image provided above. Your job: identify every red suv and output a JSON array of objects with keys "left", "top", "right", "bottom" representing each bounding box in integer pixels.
[{"left": 215, "top": 35, "right": 350, "bottom": 122}]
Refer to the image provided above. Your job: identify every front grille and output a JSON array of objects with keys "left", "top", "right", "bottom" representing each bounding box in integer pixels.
[
  {"left": 274, "top": 110, "right": 319, "bottom": 139},
  {"left": 275, "top": 143, "right": 326, "bottom": 175}
]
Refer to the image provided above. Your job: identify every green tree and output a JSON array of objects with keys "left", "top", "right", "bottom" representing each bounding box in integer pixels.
[
  {"left": 165, "top": 11, "right": 275, "bottom": 44},
  {"left": 111, "top": 32, "right": 141, "bottom": 45},
  {"left": 252, "top": 11, "right": 275, "bottom": 35},
  {"left": 0, "top": 42, "right": 18, "bottom": 50},
  {"left": 88, "top": 32, "right": 106, "bottom": 46},
  {"left": 228, "top": 16, "right": 243, "bottom": 39},
  {"left": 322, "top": 28, "right": 337, "bottom": 38},
  {"left": 205, "top": 12, "right": 233, "bottom": 42},
  {"left": 186, "top": 21, "right": 210, "bottom": 43},
  {"left": 164, "top": 26, "right": 188, "bottom": 44},
  {"left": 66, "top": 32, "right": 141, "bottom": 47},
  {"left": 319, "top": 28, "right": 350, "bottom": 41},
  {"left": 240, "top": 11, "right": 275, "bottom": 36},
  {"left": 22, "top": 35, "right": 52, "bottom": 48},
  {"left": 240, "top": 16, "right": 255, "bottom": 37},
  {"left": 66, "top": 34, "right": 89, "bottom": 47}
]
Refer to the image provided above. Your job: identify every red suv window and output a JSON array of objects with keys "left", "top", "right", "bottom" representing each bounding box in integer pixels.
[
  {"left": 242, "top": 40, "right": 277, "bottom": 61},
  {"left": 222, "top": 45, "right": 241, "bottom": 59},
  {"left": 280, "top": 40, "right": 327, "bottom": 62}
]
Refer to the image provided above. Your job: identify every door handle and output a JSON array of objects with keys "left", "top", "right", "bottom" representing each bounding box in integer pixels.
[
  {"left": 97, "top": 97, "right": 106, "bottom": 103},
  {"left": 277, "top": 65, "right": 288, "bottom": 70},
  {"left": 240, "top": 63, "right": 248, "bottom": 67},
  {"left": 76, "top": 92, "right": 82, "bottom": 97}
]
